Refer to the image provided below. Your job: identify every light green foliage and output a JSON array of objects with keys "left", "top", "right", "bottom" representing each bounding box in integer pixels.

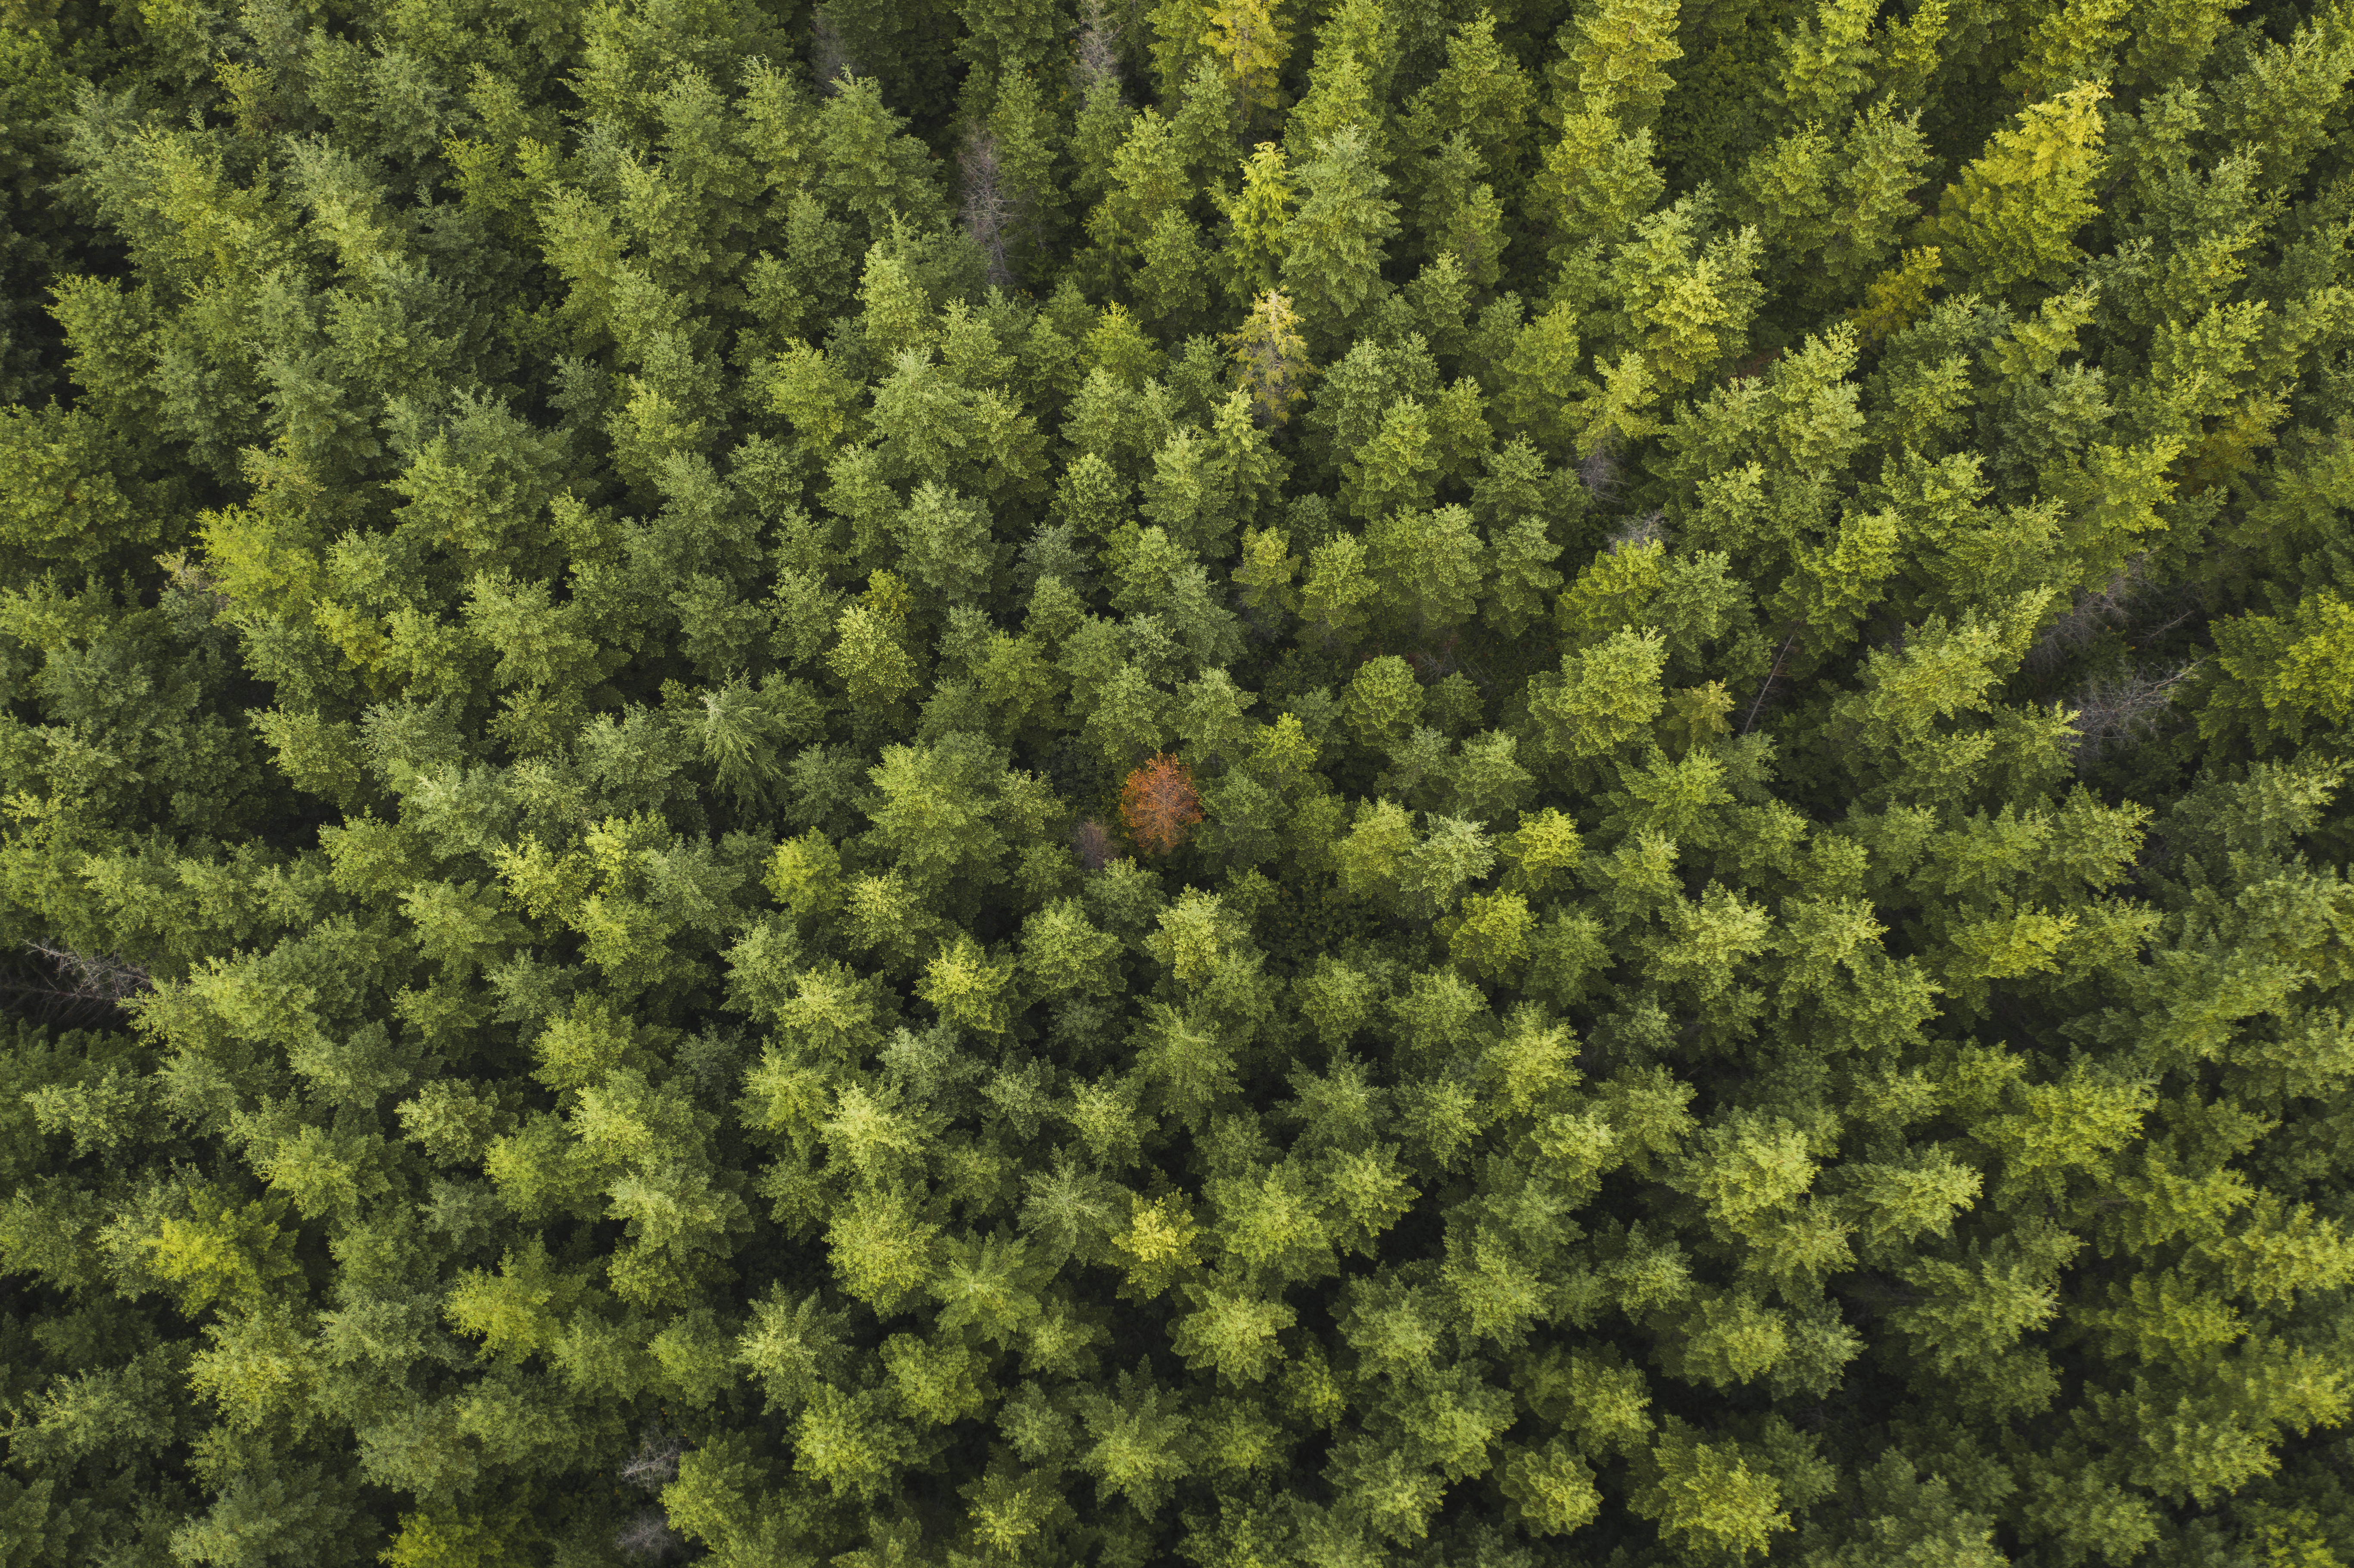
[
  {"left": 1737, "top": 104, "right": 1934, "bottom": 309},
  {"left": 1497, "top": 297, "right": 1588, "bottom": 457},
  {"left": 1772, "top": 0, "right": 1878, "bottom": 127},
  {"left": 1284, "top": 128, "right": 1402, "bottom": 351},
  {"left": 2204, "top": 589, "right": 2354, "bottom": 747},
  {"left": 1528, "top": 628, "right": 1670, "bottom": 763},
  {"left": 1368, "top": 504, "right": 1488, "bottom": 635},
  {"left": 1301, "top": 530, "right": 1381, "bottom": 644},
  {"left": 1634, "top": 1420, "right": 1794, "bottom": 1556},
  {"left": 1532, "top": 112, "right": 1664, "bottom": 264},
  {"left": 1217, "top": 143, "right": 1295, "bottom": 307},
  {"left": 2, "top": 6, "right": 2351, "bottom": 1566},
  {"left": 1928, "top": 82, "right": 2111, "bottom": 299},
  {"left": 1551, "top": 0, "right": 1684, "bottom": 133}
]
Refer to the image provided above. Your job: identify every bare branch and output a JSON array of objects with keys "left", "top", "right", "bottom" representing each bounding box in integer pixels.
[
  {"left": 810, "top": 8, "right": 856, "bottom": 93},
  {"left": 25, "top": 942, "right": 152, "bottom": 1005},
  {"left": 2065, "top": 660, "right": 2202, "bottom": 769},
  {"left": 157, "top": 551, "right": 232, "bottom": 616},
  {"left": 1579, "top": 442, "right": 1622, "bottom": 505},
  {"left": 959, "top": 128, "right": 1018, "bottom": 288},
  {"left": 1742, "top": 629, "right": 1801, "bottom": 736},
  {"left": 619, "top": 1426, "right": 685, "bottom": 1491},
  {"left": 0, "top": 943, "right": 151, "bottom": 1027},
  {"left": 1072, "top": 818, "right": 1121, "bottom": 871},
  {"left": 2027, "top": 555, "right": 2148, "bottom": 676},
  {"left": 614, "top": 1509, "right": 687, "bottom": 1563},
  {"left": 1606, "top": 509, "right": 1666, "bottom": 554},
  {"left": 1076, "top": 0, "right": 1123, "bottom": 92}
]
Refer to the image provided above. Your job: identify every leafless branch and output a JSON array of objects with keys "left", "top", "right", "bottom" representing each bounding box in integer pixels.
[
  {"left": 959, "top": 128, "right": 1018, "bottom": 288},
  {"left": 158, "top": 551, "right": 232, "bottom": 616},
  {"left": 1072, "top": 818, "right": 1121, "bottom": 871},
  {"left": 1607, "top": 509, "right": 1666, "bottom": 554},
  {"left": 1409, "top": 643, "right": 1463, "bottom": 683},
  {"left": 1579, "top": 442, "right": 1621, "bottom": 505},
  {"left": 614, "top": 1509, "right": 686, "bottom": 1563},
  {"left": 0, "top": 943, "right": 150, "bottom": 1028},
  {"left": 25, "top": 942, "right": 152, "bottom": 1005},
  {"left": 619, "top": 1427, "right": 685, "bottom": 1491},
  {"left": 1742, "top": 629, "right": 1801, "bottom": 735},
  {"left": 1076, "top": 0, "right": 1123, "bottom": 92},
  {"left": 810, "top": 9, "right": 856, "bottom": 93},
  {"left": 2026, "top": 555, "right": 2148, "bottom": 675},
  {"left": 2066, "top": 659, "right": 2202, "bottom": 769}
]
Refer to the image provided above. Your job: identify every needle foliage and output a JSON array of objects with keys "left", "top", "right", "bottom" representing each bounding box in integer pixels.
[{"left": 3, "top": 0, "right": 2354, "bottom": 1565}]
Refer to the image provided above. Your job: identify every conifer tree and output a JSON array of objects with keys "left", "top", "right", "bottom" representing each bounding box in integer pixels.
[
  {"left": 6, "top": 7, "right": 2354, "bottom": 1566},
  {"left": 1206, "top": 0, "right": 1290, "bottom": 134},
  {"left": 1549, "top": 0, "right": 1684, "bottom": 133},
  {"left": 1284, "top": 127, "right": 1403, "bottom": 352},
  {"left": 1925, "top": 81, "right": 2110, "bottom": 300},
  {"left": 1215, "top": 141, "right": 1296, "bottom": 307}
]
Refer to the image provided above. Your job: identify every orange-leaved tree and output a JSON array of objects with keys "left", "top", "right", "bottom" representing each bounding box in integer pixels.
[{"left": 1119, "top": 754, "right": 1202, "bottom": 855}]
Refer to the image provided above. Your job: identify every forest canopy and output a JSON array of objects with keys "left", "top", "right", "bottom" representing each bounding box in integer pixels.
[{"left": 3, "top": 0, "right": 2354, "bottom": 1563}]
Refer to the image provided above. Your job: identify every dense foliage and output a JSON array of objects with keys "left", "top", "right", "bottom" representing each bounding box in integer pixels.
[{"left": 4, "top": 0, "right": 2354, "bottom": 1562}]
